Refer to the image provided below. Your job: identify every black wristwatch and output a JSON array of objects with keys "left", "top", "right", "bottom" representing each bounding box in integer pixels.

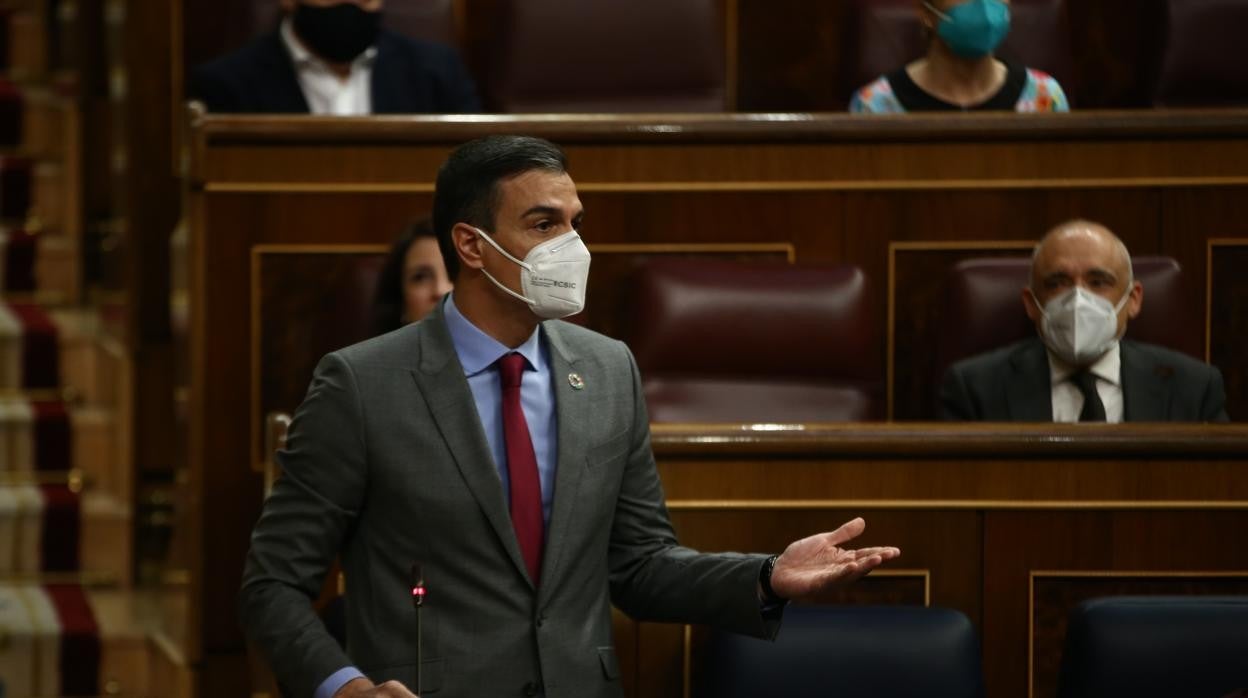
[{"left": 759, "top": 554, "right": 786, "bottom": 605}]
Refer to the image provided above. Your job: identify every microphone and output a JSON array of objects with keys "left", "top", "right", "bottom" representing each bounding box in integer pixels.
[{"left": 411, "top": 563, "right": 426, "bottom": 695}]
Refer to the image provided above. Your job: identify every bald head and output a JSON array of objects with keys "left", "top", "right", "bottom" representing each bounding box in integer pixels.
[
  {"left": 1022, "top": 219, "right": 1144, "bottom": 342},
  {"left": 1031, "top": 220, "right": 1132, "bottom": 293}
]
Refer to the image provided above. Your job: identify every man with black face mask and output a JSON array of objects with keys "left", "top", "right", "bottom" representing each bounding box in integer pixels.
[
  {"left": 940, "top": 220, "right": 1228, "bottom": 423},
  {"left": 191, "top": 0, "right": 480, "bottom": 115}
]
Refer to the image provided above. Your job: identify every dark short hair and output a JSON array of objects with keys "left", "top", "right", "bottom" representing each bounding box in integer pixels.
[
  {"left": 432, "top": 135, "right": 567, "bottom": 279},
  {"left": 371, "top": 218, "right": 438, "bottom": 336}
]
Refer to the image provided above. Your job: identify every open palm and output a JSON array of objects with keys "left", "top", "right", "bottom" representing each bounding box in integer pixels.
[{"left": 769, "top": 517, "right": 901, "bottom": 602}]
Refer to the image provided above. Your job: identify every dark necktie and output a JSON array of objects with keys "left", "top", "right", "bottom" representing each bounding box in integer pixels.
[
  {"left": 1073, "top": 370, "right": 1107, "bottom": 422},
  {"left": 498, "top": 353, "right": 544, "bottom": 584}
]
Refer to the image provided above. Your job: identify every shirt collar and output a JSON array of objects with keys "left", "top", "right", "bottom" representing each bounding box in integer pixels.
[
  {"left": 443, "top": 294, "right": 543, "bottom": 377},
  {"left": 1047, "top": 340, "right": 1122, "bottom": 387},
  {"left": 279, "top": 17, "right": 378, "bottom": 71}
]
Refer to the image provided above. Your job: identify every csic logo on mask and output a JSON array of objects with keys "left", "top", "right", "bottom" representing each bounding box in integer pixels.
[
  {"left": 473, "top": 227, "right": 592, "bottom": 319},
  {"left": 529, "top": 276, "right": 577, "bottom": 289}
]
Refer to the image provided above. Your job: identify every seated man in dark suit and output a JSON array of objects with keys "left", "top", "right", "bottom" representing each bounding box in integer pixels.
[
  {"left": 190, "top": 0, "right": 480, "bottom": 114},
  {"left": 941, "top": 219, "right": 1228, "bottom": 422}
]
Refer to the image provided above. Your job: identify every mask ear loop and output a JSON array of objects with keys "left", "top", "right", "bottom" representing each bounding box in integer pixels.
[
  {"left": 923, "top": 1, "right": 952, "bottom": 21},
  {"left": 473, "top": 226, "right": 534, "bottom": 272},
  {"left": 471, "top": 226, "right": 538, "bottom": 307},
  {"left": 1027, "top": 286, "right": 1051, "bottom": 321},
  {"left": 1111, "top": 277, "right": 1134, "bottom": 313}
]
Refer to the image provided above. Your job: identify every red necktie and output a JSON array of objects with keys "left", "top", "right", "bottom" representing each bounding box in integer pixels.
[{"left": 498, "top": 353, "right": 544, "bottom": 584}]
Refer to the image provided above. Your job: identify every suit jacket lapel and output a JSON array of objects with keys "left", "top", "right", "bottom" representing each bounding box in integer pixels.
[
  {"left": 1120, "top": 341, "right": 1169, "bottom": 421},
  {"left": 411, "top": 304, "right": 531, "bottom": 583},
  {"left": 538, "top": 322, "right": 590, "bottom": 598},
  {"left": 1006, "top": 340, "right": 1055, "bottom": 421},
  {"left": 369, "top": 32, "right": 404, "bottom": 113},
  {"left": 262, "top": 31, "right": 312, "bottom": 112}
]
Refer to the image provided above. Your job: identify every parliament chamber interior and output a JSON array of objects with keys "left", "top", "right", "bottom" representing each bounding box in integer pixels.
[{"left": 2, "top": 0, "right": 1248, "bottom": 696}]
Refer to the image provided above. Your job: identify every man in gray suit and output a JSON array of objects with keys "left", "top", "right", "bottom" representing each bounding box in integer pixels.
[
  {"left": 940, "top": 219, "right": 1228, "bottom": 422},
  {"left": 240, "top": 135, "right": 901, "bottom": 698}
]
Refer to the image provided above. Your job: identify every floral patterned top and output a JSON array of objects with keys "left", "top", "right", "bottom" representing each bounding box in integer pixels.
[{"left": 850, "top": 63, "right": 1069, "bottom": 113}]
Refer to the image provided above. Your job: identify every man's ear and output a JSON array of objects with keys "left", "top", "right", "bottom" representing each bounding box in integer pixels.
[
  {"left": 1022, "top": 286, "right": 1041, "bottom": 322},
  {"left": 916, "top": 0, "right": 938, "bottom": 31},
  {"left": 453, "top": 223, "right": 486, "bottom": 271},
  {"left": 1126, "top": 279, "right": 1144, "bottom": 319}
]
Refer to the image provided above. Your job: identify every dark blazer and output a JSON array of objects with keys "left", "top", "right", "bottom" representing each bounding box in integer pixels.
[
  {"left": 940, "top": 338, "right": 1229, "bottom": 422},
  {"left": 190, "top": 28, "right": 481, "bottom": 114},
  {"left": 239, "top": 301, "right": 778, "bottom": 698}
]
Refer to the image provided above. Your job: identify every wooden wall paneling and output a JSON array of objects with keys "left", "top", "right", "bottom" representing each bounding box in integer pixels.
[
  {"left": 1159, "top": 188, "right": 1245, "bottom": 350},
  {"left": 735, "top": 0, "right": 847, "bottom": 110},
  {"left": 253, "top": 247, "right": 388, "bottom": 468},
  {"left": 847, "top": 186, "right": 1165, "bottom": 295},
  {"left": 192, "top": 114, "right": 1248, "bottom": 187},
  {"left": 982, "top": 509, "right": 1248, "bottom": 698},
  {"left": 1208, "top": 242, "right": 1248, "bottom": 421},
  {"left": 1163, "top": 186, "right": 1248, "bottom": 414},
  {"left": 1063, "top": 0, "right": 1168, "bottom": 108},
  {"left": 1164, "top": 188, "right": 1248, "bottom": 420},
  {"left": 180, "top": 0, "right": 260, "bottom": 71}
]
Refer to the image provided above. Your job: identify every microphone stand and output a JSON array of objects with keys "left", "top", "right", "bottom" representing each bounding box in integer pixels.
[{"left": 411, "top": 563, "right": 426, "bottom": 695}]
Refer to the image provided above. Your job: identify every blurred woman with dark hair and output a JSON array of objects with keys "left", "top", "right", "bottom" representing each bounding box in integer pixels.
[{"left": 371, "top": 218, "right": 452, "bottom": 335}]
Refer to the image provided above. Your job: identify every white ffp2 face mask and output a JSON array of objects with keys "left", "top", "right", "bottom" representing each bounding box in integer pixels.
[
  {"left": 1034, "top": 285, "right": 1131, "bottom": 366},
  {"left": 474, "top": 227, "right": 591, "bottom": 320}
]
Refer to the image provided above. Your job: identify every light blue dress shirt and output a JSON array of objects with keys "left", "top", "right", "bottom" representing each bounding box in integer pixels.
[
  {"left": 443, "top": 294, "right": 558, "bottom": 525},
  {"left": 315, "top": 294, "right": 558, "bottom": 698}
]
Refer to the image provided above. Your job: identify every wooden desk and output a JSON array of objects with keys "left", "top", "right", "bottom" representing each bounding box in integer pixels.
[
  {"left": 185, "top": 112, "right": 1248, "bottom": 696},
  {"left": 637, "top": 423, "right": 1248, "bottom": 698}
]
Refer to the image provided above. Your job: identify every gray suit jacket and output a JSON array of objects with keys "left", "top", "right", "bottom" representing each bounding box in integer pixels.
[
  {"left": 940, "top": 338, "right": 1229, "bottom": 422},
  {"left": 240, "top": 302, "right": 778, "bottom": 698}
]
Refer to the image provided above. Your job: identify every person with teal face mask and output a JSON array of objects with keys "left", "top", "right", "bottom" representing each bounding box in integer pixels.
[{"left": 850, "top": 0, "right": 1070, "bottom": 113}]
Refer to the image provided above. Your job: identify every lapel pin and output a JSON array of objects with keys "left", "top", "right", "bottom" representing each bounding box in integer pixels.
[{"left": 567, "top": 373, "right": 585, "bottom": 390}]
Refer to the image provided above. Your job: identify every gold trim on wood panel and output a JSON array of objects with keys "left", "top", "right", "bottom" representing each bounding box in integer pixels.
[
  {"left": 0, "top": 388, "right": 75, "bottom": 402},
  {"left": 0, "top": 571, "right": 120, "bottom": 585},
  {"left": 1205, "top": 239, "right": 1248, "bottom": 366},
  {"left": 886, "top": 240, "right": 1039, "bottom": 420},
  {"left": 205, "top": 183, "right": 436, "bottom": 194},
  {"left": 1026, "top": 570, "right": 1248, "bottom": 698},
  {"left": 889, "top": 241, "right": 1040, "bottom": 252},
  {"left": 0, "top": 469, "right": 87, "bottom": 489},
  {"left": 252, "top": 244, "right": 389, "bottom": 255},
  {"left": 589, "top": 242, "right": 795, "bottom": 263},
  {"left": 679, "top": 569, "right": 931, "bottom": 698},
  {"left": 249, "top": 245, "right": 389, "bottom": 473},
  {"left": 202, "top": 177, "right": 1248, "bottom": 195},
  {"left": 665, "top": 499, "right": 1248, "bottom": 510}
]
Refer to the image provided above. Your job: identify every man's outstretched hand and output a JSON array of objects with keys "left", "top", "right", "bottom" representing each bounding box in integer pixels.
[{"left": 769, "top": 517, "right": 900, "bottom": 603}]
